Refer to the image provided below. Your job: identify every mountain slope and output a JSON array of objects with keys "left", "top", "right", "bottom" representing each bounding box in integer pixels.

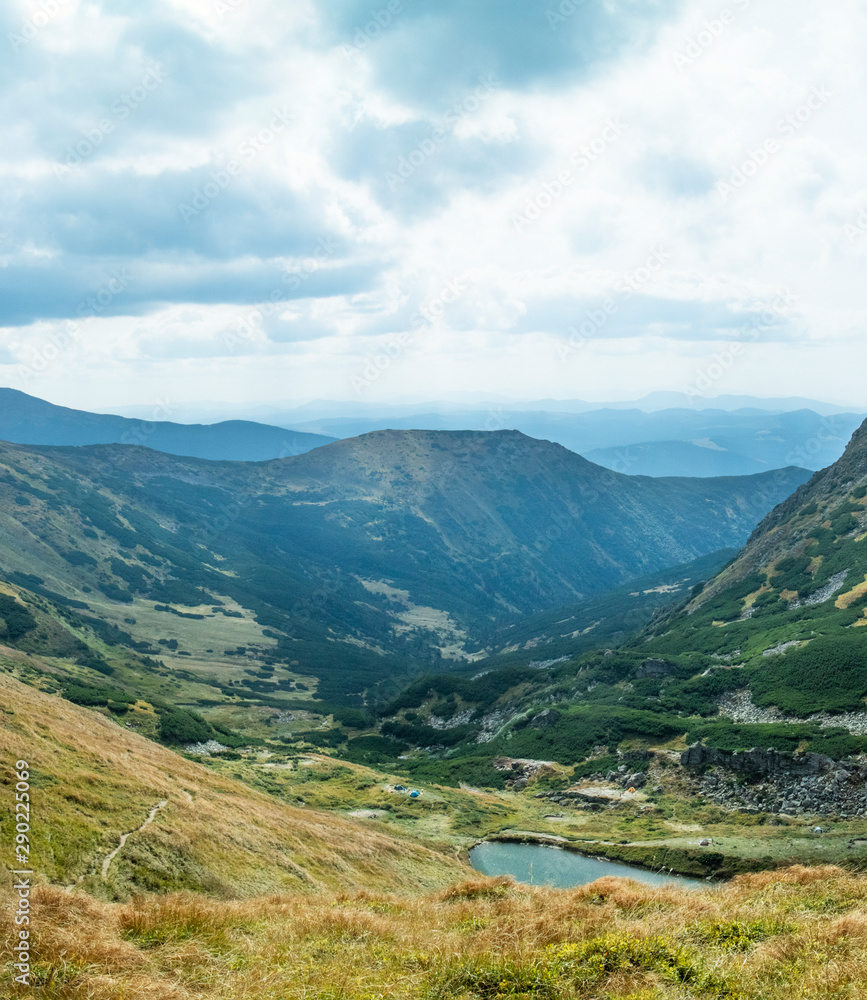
[
  {"left": 637, "top": 417, "right": 867, "bottom": 714},
  {"left": 586, "top": 440, "right": 769, "bottom": 477},
  {"left": 0, "top": 430, "right": 808, "bottom": 704},
  {"left": 0, "top": 665, "right": 465, "bottom": 896},
  {"left": 0, "top": 387, "right": 333, "bottom": 460}
]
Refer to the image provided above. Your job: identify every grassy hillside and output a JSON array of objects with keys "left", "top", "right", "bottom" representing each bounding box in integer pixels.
[
  {"left": 0, "top": 432, "right": 809, "bottom": 705},
  {"left": 8, "top": 865, "right": 867, "bottom": 997},
  {"left": 477, "top": 548, "right": 737, "bottom": 664},
  {"left": 638, "top": 417, "right": 867, "bottom": 716},
  {"left": 0, "top": 668, "right": 467, "bottom": 899}
]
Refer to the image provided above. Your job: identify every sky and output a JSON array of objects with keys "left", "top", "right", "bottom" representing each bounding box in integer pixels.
[{"left": 1, "top": 0, "right": 867, "bottom": 414}]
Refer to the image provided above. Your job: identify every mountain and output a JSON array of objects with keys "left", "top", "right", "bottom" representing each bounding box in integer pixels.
[
  {"left": 637, "top": 416, "right": 867, "bottom": 715},
  {"left": 0, "top": 430, "right": 809, "bottom": 705},
  {"left": 325, "top": 418, "right": 867, "bottom": 808},
  {"left": 14, "top": 388, "right": 862, "bottom": 474},
  {"left": 284, "top": 408, "right": 864, "bottom": 477},
  {"left": 0, "top": 666, "right": 464, "bottom": 896},
  {"left": 0, "top": 388, "right": 333, "bottom": 460},
  {"left": 585, "top": 440, "right": 769, "bottom": 477},
  {"left": 116, "top": 392, "right": 856, "bottom": 423},
  {"left": 477, "top": 548, "right": 738, "bottom": 665}
]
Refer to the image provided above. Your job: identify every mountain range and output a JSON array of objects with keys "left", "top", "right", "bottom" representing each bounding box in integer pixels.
[
  {"left": 366, "top": 414, "right": 867, "bottom": 785},
  {"left": 0, "top": 429, "right": 809, "bottom": 705},
  {"left": 0, "top": 387, "right": 333, "bottom": 460},
  {"left": 5, "top": 388, "right": 863, "bottom": 476},
  {"left": 285, "top": 408, "right": 864, "bottom": 477}
]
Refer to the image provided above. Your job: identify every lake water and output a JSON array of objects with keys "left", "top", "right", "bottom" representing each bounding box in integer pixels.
[{"left": 469, "top": 841, "right": 709, "bottom": 890}]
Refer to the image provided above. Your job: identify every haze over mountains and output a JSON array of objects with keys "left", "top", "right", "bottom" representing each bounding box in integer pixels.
[
  {"left": 103, "top": 391, "right": 863, "bottom": 422},
  {"left": 286, "top": 408, "right": 863, "bottom": 478},
  {"left": 5, "top": 388, "right": 864, "bottom": 476},
  {"left": 0, "top": 388, "right": 333, "bottom": 461}
]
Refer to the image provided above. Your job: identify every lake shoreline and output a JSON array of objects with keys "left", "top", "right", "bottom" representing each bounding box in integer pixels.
[{"left": 476, "top": 831, "right": 784, "bottom": 881}]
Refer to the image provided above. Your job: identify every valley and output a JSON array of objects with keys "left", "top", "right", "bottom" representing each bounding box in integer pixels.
[{"left": 2, "top": 399, "right": 867, "bottom": 998}]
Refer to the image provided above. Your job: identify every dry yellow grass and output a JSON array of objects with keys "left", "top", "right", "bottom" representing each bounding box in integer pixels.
[
  {"left": 6, "top": 866, "right": 867, "bottom": 997},
  {"left": 836, "top": 573, "right": 867, "bottom": 609},
  {"left": 0, "top": 669, "right": 466, "bottom": 897}
]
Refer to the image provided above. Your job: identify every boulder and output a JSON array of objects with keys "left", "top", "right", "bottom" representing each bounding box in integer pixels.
[
  {"left": 636, "top": 658, "right": 675, "bottom": 678},
  {"left": 530, "top": 709, "right": 562, "bottom": 728}
]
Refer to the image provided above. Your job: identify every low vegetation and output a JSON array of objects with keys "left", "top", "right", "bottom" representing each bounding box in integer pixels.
[{"left": 9, "top": 866, "right": 867, "bottom": 997}]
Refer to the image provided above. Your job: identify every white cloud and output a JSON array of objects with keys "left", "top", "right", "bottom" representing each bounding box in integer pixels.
[{"left": 0, "top": 0, "right": 865, "bottom": 408}]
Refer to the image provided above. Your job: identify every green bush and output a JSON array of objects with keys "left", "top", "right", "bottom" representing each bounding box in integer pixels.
[
  {"left": 750, "top": 633, "right": 867, "bottom": 714},
  {"left": 63, "top": 549, "right": 97, "bottom": 567},
  {"left": 155, "top": 706, "right": 212, "bottom": 744},
  {"left": 0, "top": 594, "right": 37, "bottom": 640}
]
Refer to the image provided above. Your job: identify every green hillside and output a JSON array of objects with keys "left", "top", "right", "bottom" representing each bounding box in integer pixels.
[{"left": 0, "top": 432, "right": 808, "bottom": 710}]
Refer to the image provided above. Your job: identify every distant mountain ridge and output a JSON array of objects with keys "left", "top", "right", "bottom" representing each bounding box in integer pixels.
[
  {"left": 104, "top": 392, "right": 860, "bottom": 422},
  {"left": 5, "top": 388, "right": 862, "bottom": 474},
  {"left": 0, "top": 388, "right": 333, "bottom": 460},
  {"left": 282, "top": 408, "right": 864, "bottom": 477},
  {"left": 0, "top": 429, "right": 810, "bottom": 702}
]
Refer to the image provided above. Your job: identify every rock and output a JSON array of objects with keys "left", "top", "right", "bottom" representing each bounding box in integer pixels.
[
  {"left": 623, "top": 772, "right": 646, "bottom": 789},
  {"left": 636, "top": 658, "right": 675, "bottom": 678},
  {"left": 680, "top": 744, "right": 832, "bottom": 777},
  {"left": 530, "top": 709, "right": 562, "bottom": 728}
]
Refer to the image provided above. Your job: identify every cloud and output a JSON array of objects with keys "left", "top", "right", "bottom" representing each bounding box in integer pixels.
[
  {"left": 323, "top": 0, "right": 684, "bottom": 107},
  {"left": 1, "top": 0, "right": 866, "bottom": 407},
  {"left": 0, "top": 255, "right": 382, "bottom": 326}
]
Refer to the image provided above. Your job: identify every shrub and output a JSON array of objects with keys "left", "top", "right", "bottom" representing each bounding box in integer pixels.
[
  {"left": 0, "top": 594, "right": 37, "bottom": 640},
  {"left": 63, "top": 549, "right": 97, "bottom": 567},
  {"left": 751, "top": 632, "right": 867, "bottom": 714}
]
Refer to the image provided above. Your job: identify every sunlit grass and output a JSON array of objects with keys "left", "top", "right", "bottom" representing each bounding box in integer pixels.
[{"left": 8, "top": 866, "right": 867, "bottom": 998}]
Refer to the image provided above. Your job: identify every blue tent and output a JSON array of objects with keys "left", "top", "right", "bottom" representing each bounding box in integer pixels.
[{"left": 409, "top": 790, "right": 420, "bottom": 798}]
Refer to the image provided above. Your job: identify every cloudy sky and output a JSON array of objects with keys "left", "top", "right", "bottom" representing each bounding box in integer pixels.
[{"left": 2, "top": 0, "right": 866, "bottom": 413}]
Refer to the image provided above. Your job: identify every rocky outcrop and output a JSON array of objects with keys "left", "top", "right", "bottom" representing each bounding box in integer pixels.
[
  {"left": 681, "top": 743, "right": 867, "bottom": 817},
  {"left": 719, "top": 689, "right": 867, "bottom": 736},
  {"left": 530, "top": 709, "right": 561, "bottom": 728},
  {"left": 635, "top": 658, "right": 675, "bottom": 678},
  {"left": 681, "top": 744, "right": 833, "bottom": 777}
]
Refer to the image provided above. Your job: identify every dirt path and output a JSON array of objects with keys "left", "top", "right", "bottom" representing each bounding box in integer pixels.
[{"left": 101, "top": 799, "right": 169, "bottom": 879}]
